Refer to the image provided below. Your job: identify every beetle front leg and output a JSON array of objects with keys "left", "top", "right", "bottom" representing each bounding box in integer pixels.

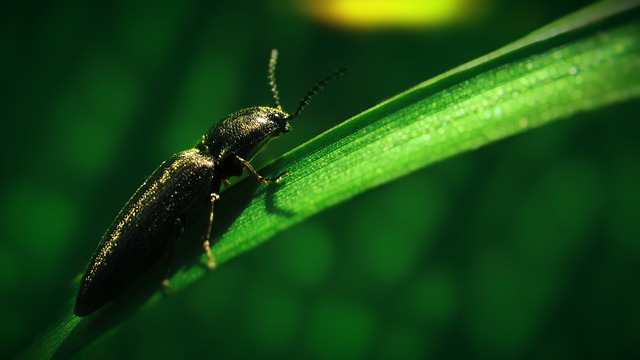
[
  {"left": 203, "top": 192, "right": 220, "bottom": 269},
  {"left": 236, "top": 155, "right": 290, "bottom": 183}
]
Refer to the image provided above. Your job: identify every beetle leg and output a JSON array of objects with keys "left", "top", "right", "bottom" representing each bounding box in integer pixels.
[
  {"left": 161, "top": 278, "right": 174, "bottom": 295},
  {"left": 203, "top": 192, "right": 220, "bottom": 269},
  {"left": 162, "top": 215, "right": 186, "bottom": 294},
  {"left": 236, "top": 155, "right": 290, "bottom": 183}
]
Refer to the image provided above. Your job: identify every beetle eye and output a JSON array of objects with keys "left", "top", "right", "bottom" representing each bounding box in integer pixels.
[{"left": 271, "top": 113, "right": 283, "bottom": 122}]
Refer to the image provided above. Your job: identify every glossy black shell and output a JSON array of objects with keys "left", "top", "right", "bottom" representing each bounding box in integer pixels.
[{"left": 75, "top": 106, "right": 289, "bottom": 316}]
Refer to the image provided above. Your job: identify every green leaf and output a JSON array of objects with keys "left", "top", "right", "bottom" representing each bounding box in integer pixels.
[{"left": 20, "top": 0, "right": 640, "bottom": 358}]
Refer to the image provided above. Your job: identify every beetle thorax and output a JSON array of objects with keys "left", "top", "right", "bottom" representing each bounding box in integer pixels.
[{"left": 198, "top": 106, "right": 290, "bottom": 164}]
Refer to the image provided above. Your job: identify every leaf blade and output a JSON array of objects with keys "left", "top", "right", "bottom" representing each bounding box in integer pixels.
[{"left": 209, "top": 2, "right": 640, "bottom": 265}]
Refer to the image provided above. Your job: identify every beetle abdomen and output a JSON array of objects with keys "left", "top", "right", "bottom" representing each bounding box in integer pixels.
[{"left": 75, "top": 149, "right": 216, "bottom": 316}]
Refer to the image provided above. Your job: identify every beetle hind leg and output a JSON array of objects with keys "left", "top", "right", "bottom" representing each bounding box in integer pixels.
[{"left": 162, "top": 215, "right": 187, "bottom": 295}]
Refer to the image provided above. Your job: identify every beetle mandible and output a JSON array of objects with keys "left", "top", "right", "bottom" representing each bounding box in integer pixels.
[{"left": 75, "top": 49, "right": 344, "bottom": 316}]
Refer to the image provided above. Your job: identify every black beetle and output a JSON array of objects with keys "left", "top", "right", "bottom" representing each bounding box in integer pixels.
[{"left": 75, "top": 49, "right": 344, "bottom": 316}]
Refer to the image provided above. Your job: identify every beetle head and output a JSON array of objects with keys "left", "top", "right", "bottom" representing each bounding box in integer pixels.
[{"left": 197, "top": 49, "right": 344, "bottom": 177}]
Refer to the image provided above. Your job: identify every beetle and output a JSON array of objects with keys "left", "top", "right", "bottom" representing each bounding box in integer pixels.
[{"left": 75, "top": 49, "right": 344, "bottom": 316}]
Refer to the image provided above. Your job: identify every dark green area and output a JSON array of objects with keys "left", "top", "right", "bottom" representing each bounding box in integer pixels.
[{"left": 2, "top": 0, "right": 639, "bottom": 359}]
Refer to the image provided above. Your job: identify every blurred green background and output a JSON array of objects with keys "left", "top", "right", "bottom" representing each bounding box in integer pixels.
[{"left": 2, "top": 0, "right": 639, "bottom": 358}]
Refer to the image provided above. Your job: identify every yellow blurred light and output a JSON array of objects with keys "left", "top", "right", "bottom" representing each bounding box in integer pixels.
[{"left": 301, "top": 0, "right": 484, "bottom": 30}]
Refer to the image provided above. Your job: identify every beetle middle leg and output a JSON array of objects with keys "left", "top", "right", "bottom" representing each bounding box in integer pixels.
[{"left": 203, "top": 192, "right": 220, "bottom": 269}]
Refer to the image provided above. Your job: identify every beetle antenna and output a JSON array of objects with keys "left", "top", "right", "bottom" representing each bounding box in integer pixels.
[
  {"left": 268, "top": 49, "right": 282, "bottom": 111},
  {"left": 289, "top": 67, "right": 346, "bottom": 120}
]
